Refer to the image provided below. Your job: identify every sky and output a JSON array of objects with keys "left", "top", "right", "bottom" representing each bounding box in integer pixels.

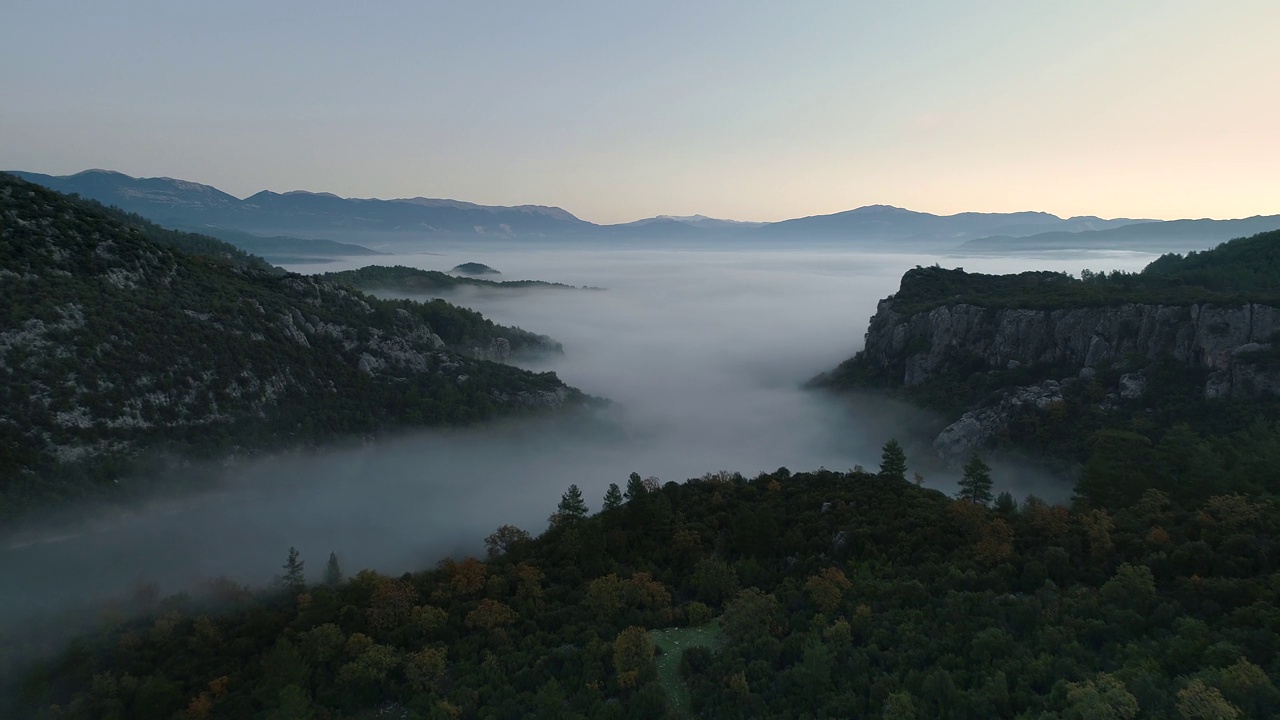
[{"left": 2, "top": 1, "right": 1277, "bottom": 224}]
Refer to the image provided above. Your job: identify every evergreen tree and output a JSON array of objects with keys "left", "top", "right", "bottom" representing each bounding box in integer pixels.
[
  {"left": 557, "top": 484, "right": 588, "bottom": 520},
  {"left": 603, "top": 483, "right": 623, "bottom": 511},
  {"left": 324, "top": 552, "right": 343, "bottom": 587},
  {"left": 624, "top": 472, "right": 648, "bottom": 501},
  {"left": 879, "top": 439, "right": 908, "bottom": 482},
  {"left": 994, "top": 490, "right": 1017, "bottom": 515},
  {"left": 280, "top": 547, "right": 305, "bottom": 593},
  {"left": 958, "top": 454, "right": 994, "bottom": 506}
]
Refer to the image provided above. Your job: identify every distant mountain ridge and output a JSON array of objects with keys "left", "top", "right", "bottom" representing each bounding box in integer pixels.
[
  {"left": 958, "top": 215, "right": 1280, "bottom": 253},
  {"left": 748, "top": 204, "right": 1149, "bottom": 246},
  {"left": 10, "top": 170, "right": 594, "bottom": 246},
  {"left": 11, "top": 169, "right": 1275, "bottom": 252}
]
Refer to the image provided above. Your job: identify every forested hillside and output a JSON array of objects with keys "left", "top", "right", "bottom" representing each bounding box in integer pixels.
[
  {"left": 8, "top": 457, "right": 1279, "bottom": 719},
  {"left": 0, "top": 174, "right": 582, "bottom": 521},
  {"left": 321, "top": 265, "right": 584, "bottom": 297}
]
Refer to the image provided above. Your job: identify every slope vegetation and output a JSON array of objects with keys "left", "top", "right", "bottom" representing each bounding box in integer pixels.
[{"left": 0, "top": 174, "right": 581, "bottom": 519}]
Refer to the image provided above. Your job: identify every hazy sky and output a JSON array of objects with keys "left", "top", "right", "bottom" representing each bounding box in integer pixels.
[{"left": 2, "top": 1, "right": 1276, "bottom": 223}]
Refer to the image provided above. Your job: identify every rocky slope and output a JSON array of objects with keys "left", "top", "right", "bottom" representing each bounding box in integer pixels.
[
  {"left": 825, "top": 260, "right": 1280, "bottom": 463},
  {"left": 0, "top": 174, "right": 582, "bottom": 518},
  {"left": 861, "top": 296, "right": 1280, "bottom": 396}
]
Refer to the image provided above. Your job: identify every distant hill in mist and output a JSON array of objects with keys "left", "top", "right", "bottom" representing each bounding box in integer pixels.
[
  {"left": 11, "top": 169, "right": 1274, "bottom": 253},
  {"left": 746, "top": 204, "right": 1148, "bottom": 247},
  {"left": 958, "top": 215, "right": 1280, "bottom": 254}
]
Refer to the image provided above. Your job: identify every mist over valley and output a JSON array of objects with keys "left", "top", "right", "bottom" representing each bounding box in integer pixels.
[{"left": 0, "top": 243, "right": 1157, "bottom": 624}]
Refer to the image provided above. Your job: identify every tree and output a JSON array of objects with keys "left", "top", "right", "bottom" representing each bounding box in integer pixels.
[
  {"left": 879, "top": 439, "right": 907, "bottom": 482},
  {"left": 484, "top": 524, "right": 532, "bottom": 558},
  {"left": 1176, "top": 679, "right": 1241, "bottom": 719},
  {"left": 882, "top": 691, "right": 919, "bottom": 720},
  {"left": 612, "top": 626, "right": 655, "bottom": 690},
  {"left": 1063, "top": 673, "right": 1139, "bottom": 720},
  {"left": 280, "top": 547, "right": 305, "bottom": 593},
  {"left": 324, "top": 552, "right": 342, "bottom": 587},
  {"left": 557, "top": 484, "right": 588, "bottom": 520},
  {"left": 805, "top": 566, "right": 851, "bottom": 614},
  {"left": 721, "top": 588, "right": 780, "bottom": 644},
  {"left": 465, "top": 598, "right": 517, "bottom": 630},
  {"left": 602, "top": 483, "right": 623, "bottom": 511},
  {"left": 624, "top": 472, "right": 648, "bottom": 501},
  {"left": 958, "top": 454, "right": 994, "bottom": 506}
]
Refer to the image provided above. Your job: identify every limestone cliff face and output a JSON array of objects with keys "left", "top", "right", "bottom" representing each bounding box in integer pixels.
[{"left": 861, "top": 300, "right": 1280, "bottom": 398}]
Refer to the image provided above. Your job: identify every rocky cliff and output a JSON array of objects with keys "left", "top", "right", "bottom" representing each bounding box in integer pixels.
[
  {"left": 832, "top": 264, "right": 1280, "bottom": 464},
  {"left": 862, "top": 299, "right": 1280, "bottom": 398}
]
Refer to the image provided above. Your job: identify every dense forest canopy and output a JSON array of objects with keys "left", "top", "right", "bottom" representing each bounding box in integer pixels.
[{"left": 6, "top": 459, "right": 1279, "bottom": 719}]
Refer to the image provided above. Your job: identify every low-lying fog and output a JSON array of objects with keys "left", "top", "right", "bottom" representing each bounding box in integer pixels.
[{"left": 0, "top": 245, "right": 1158, "bottom": 623}]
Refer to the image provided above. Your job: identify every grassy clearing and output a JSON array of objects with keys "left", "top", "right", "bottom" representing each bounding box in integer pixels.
[{"left": 650, "top": 621, "right": 722, "bottom": 717}]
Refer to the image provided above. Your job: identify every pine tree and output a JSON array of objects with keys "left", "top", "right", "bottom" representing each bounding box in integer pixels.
[
  {"left": 557, "top": 484, "right": 588, "bottom": 519},
  {"left": 324, "top": 552, "right": 343, "bottom": 587},
  {"left": 624, "top": 472, "right": 647, "bottom": 501},
  {"left": 958, "top": 454, "right": 994, "bottom": 506},
  {"left": 280, "top": 547, "right": 305, "bottom": 592},
  {"left": 879, "top": 439, "right": 908, "bottom": 482},
  {"left": 603, "top": 483, "right": 623, "bottom": 511}
]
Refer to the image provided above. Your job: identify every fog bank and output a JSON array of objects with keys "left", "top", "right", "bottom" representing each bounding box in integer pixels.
[{"left": 0, "top": 246, "right": 1157, "bottom": 622}]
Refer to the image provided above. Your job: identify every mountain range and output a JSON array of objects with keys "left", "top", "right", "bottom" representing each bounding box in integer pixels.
[{"left": 11, "top": 169, "right": 1280, "bottom": 254}]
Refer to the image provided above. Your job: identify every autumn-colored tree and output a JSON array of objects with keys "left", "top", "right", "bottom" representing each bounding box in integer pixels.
[
  {"left": 405, "top": 647, "right": 447, "bottom": 693},
  {"left": 974, "top": 517, "right": 1015, "bottom": 565},
  {"left": 1023, "top": 496, "right": 1071, "bottom": 540},
  {"left": 1147, "top": 526, "right": 1172, "bottom": 546},
  {"left": 447, "top": 557, "right": 487, "bottom": 595},
  {"left": 1199, "top": 494, "right": 1261, "bottom": 532},
  {"left": 1080, "top": 508, "right": 1115, "bottom": 560},
  {"left": 366, "top": 579, "right": 419, "bottom": 635},
  {"left": 465, "top": 598, "right": 517, "bottom": 630},
  {"left": 612, "top": 626, "right": 655, "bottom": 690},
  {"left": 625, "top": 572, "right": 671, "bottom": 611},
  {"left": 805, "top": 566, "right": 851, "bottom": 614}
]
